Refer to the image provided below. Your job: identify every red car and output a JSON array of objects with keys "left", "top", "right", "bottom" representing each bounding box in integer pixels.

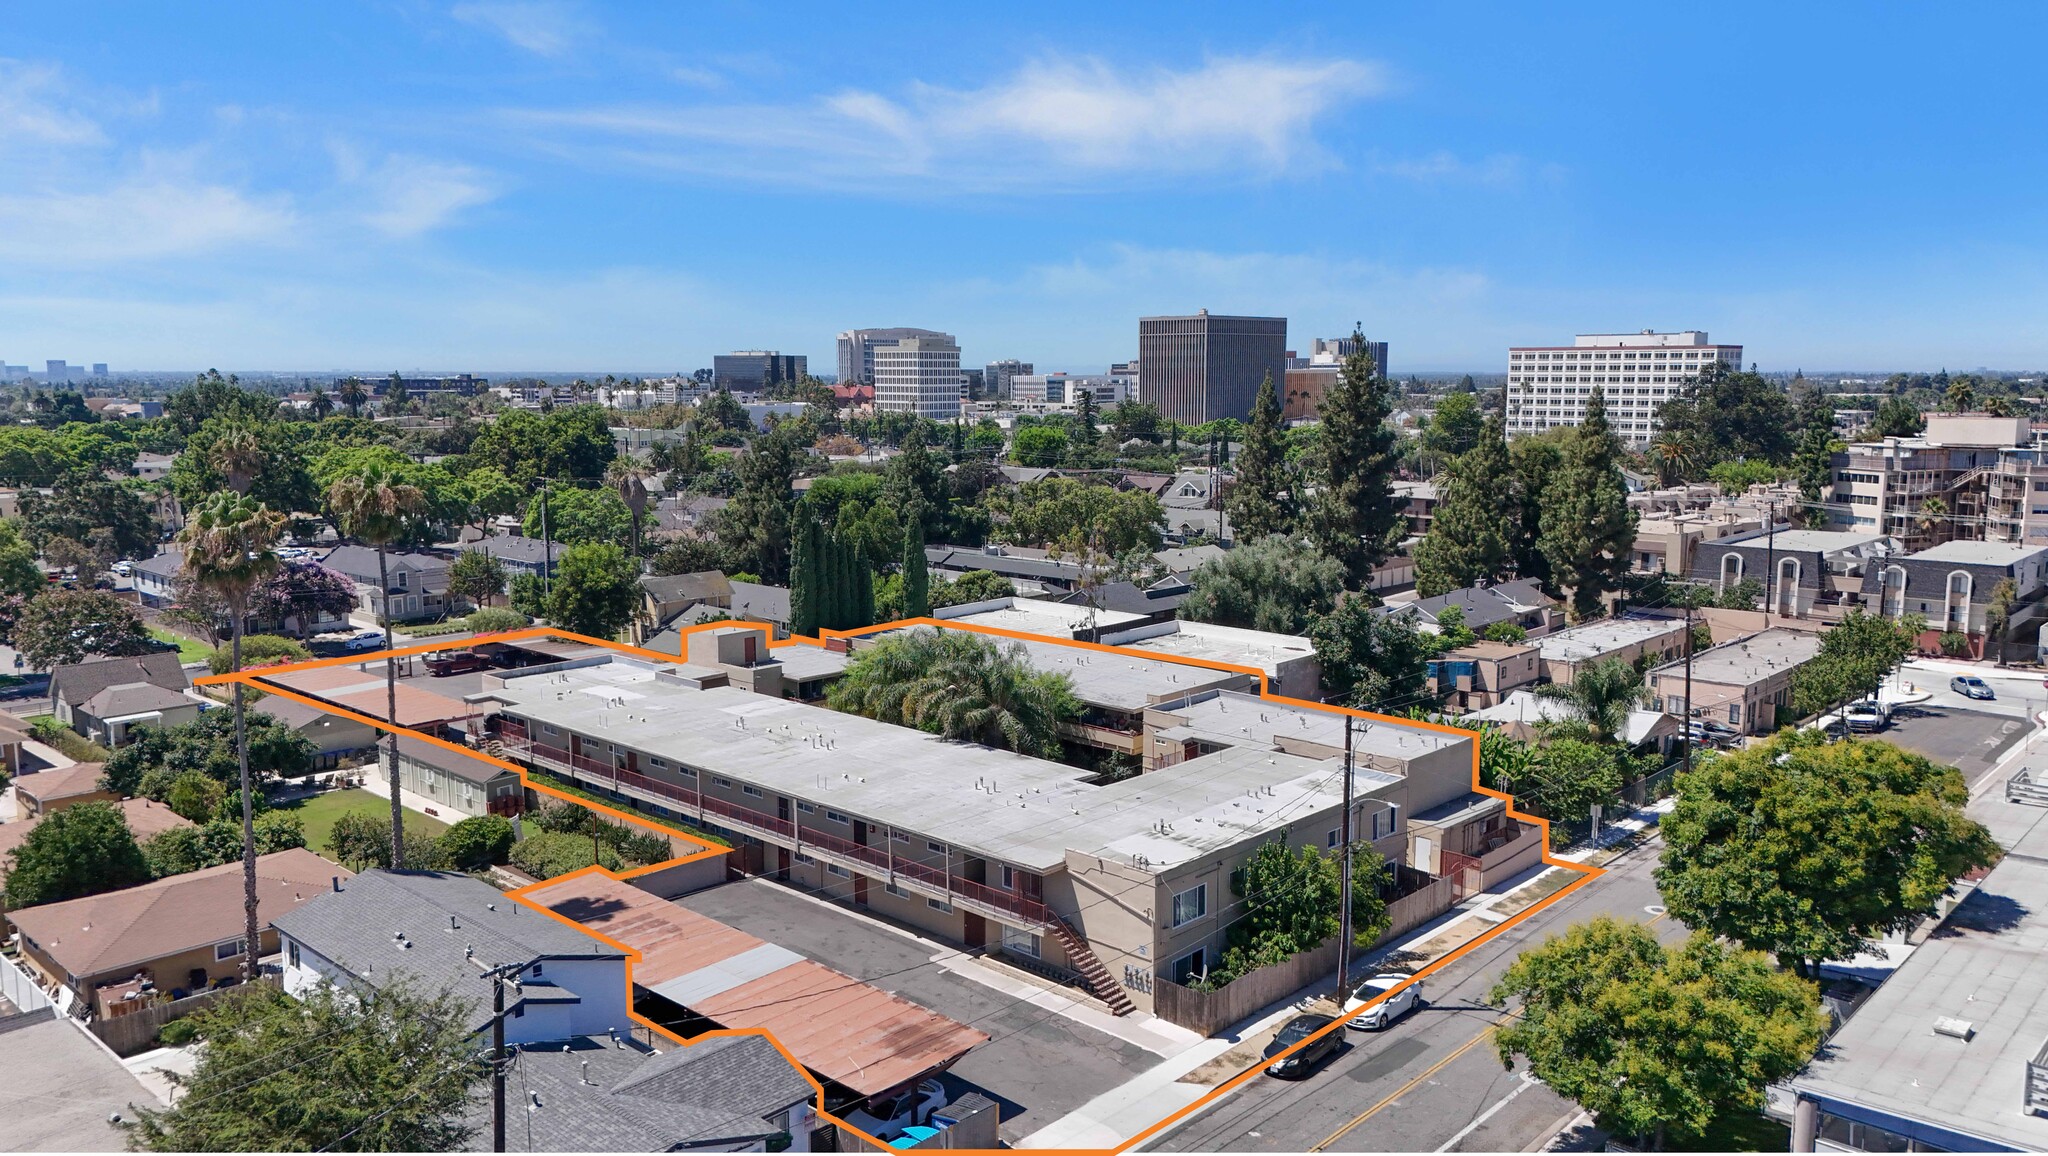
[{"left": 425, "top": 650, "right": 489, "bottom": 676}]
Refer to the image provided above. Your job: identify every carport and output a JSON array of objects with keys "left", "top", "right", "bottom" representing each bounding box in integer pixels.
[{"left": 527, "top": 872, "right": 987, "bottom": 1098}]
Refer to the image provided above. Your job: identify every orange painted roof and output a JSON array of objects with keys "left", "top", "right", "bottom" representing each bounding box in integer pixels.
[{"left": 529, "top": 873, "right": 986, "bottom": 1095}]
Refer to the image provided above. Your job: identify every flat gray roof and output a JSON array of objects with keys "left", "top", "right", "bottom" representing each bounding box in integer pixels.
[
  {"left": 770, "top": 644, "right": 849, "bottom": 683},
  {"left": 1731, "top": 528, "right": 1890, "bottom": 554},
  {"left": 491, "top": 658, "right": 1392, "bottom": 873},
  {"left": 1652, "top": 628, "right": 1820, "bottom": 686},
  {"left": 1536, "top": 616, "right": 1688, "bottom": 664},
  {"left": 1007, "top": 635, "right": 1246, "bottom": 712},
  {"left": 935, "top": 597, "right": 1146, "bottom": 635},
  {"left": 1152, "top": 690, "right": 1466, "bottom": 767},
  {"left": 1792, "top": 813, "right": 2048, "bottom": 1150},
  {"left": 1100, "top": 621, "right": 1316, "bottom": 679},
  {"left": 1904, "top": 539, "right": 2048, "bottom": 566}
]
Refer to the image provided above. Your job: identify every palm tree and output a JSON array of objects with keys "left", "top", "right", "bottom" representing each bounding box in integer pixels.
[
  {"left": 327, "top": 463, "right": 428, "bottom": 867},
  {"left": 208, "top": 421, "right": 266, "bottom": 496},
  {"left": 1945, "top": 379, "right": 1975, "bottom": 414},
  {"left": 1649, "top": 430, "right": 1697, "bottom": 485},
  {"left": 1916, "top": 496, "right": 1949, "bottom": 543},
  {"left": 1533, "top": 658, "right": 1647, "bottom": 745},
  {"left": 826, "top": 627, "right": 1080, "bottom": 758},
  {"left": 607, "top": 457, "right": 652, "bottom": 559},
  {"left": 178, "top": 494, "right": 288, "bottom": 980},
  {"left": 1983, "top": 394, "right": 2014, "bottom": 418},
  {"left": 338, "top": 376, "right": 369, "bottom": 418},
  {"left": 308, "top": 388, "right": 334, "bottom": 420}
]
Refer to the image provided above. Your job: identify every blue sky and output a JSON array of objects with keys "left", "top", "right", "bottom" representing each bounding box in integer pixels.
[{"left": 3, "top": 2, "right": 2045, "bottom": 374}]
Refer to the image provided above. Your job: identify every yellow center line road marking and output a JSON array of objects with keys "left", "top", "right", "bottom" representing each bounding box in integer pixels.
[{"left": 1309, "top": 1023, "right": 1501, "bottom": 1152}]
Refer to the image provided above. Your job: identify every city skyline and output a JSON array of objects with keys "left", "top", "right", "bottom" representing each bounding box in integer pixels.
[{"left": 5, "top": 4, "right": 2048, "bottom": 373}]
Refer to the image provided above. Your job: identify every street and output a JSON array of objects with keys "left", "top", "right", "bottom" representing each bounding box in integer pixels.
[{"left": 1145, "top": 842, "right": 1687, "bottom": 1153}]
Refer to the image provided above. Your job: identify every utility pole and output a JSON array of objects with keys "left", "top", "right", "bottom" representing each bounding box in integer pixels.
[
  {"left": 487, "top": 965, "right": 513, "bottom": 1153},
  {"left": 1682, "top": 601, "right": 1696, "bottom": 776},
  {"left": 1335, "top": 714, "right": 1356, "bottom": 1003}
]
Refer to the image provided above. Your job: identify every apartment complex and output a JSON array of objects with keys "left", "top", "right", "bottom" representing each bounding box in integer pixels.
[
  {"left": 835, "top": 327, "right": 952, "bottom": 386},
  {"left": 1649, "top": 627, "right": 1822, "bottom": 736},
  {"left": 1505, "top": 330, "right": 1742, "bottom": 443},
  {"left": 1137, "top": 311, "right": 1288, "bottom": 425},
  {"left": 1830, "top": 414, "right": 2048, "bottom": 550},
  {"left": 478, "top": 636, "right": 1475, "bottom": 1012},
  {"left": 712, "top": 351, "right": 807, "bottom": 392},
  {"left": 871, "top": 332, "right": 962, "bottom": 419}
]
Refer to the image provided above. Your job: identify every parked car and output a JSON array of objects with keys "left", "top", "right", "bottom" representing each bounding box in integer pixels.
[
  {"left": 1342, "top": 973, "right": 1426, "bottom": 1030},
  {"left": 111, "top": 560, "right": 133, "bottom": 577},
  {"left": 1951, "top": 675, "right": 1995, "bottom": 701},
  {"left": 1843, "top": 700, "right": 1890, "bottom": 733},
  {"left": 277, "top": 546, "right": 314, "bottom": 560},
  {"left": 425, "top": 649, "right": 489, "bottom": 676},
  {"left": 843, "top": 1079, "right": 946, "bottom": 1142},
  {"left": 1264, "top": 1014, "right": 1342, "bottom": 1078},
  {"left": 343, "top": 629, "right": 388, "bottom": 652}
]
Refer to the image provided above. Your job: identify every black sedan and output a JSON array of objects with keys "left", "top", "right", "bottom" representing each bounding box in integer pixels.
[{"left": 1264, "top": 1014, "right": 1341, "bottom": 1079}]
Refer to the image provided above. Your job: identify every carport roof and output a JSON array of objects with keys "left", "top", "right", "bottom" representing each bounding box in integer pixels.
[
  {"left": 528, "top": 873, "right": 987, "bottom": 1096},
  {"left": 258, "top": 666, "right": 480, "bottom": 727}
]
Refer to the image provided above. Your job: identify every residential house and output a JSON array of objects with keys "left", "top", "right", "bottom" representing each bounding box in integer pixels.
[
  {"left": 926, "top": 545, "right": 1088, "bottom": 595},
  {"left": 130, "top": 550, "right": 183, "bottom": 608},
  {"left": 1630, "top": 507, "right": 1767, "bottom": 576},
  {"left": 1380, "top": 579, "right": 1563, "bottom": 637},
  {"left": 48, "top": 652, "right": 199, "bottom": 747},
  {"left": 275, "top": 869, "right": 631, "bottom": 1048},
  {"left": 128, "top": 452, "right": 176, "bottom": 483},
  {"left": 482, "top": 1032, "right": 820, "bottom": 1153},
  {"left": 1047, "top": 578, "right": 1191, "bottom": 630},
  {"left": 653, "top": 495, "right": 730, "bottom": 536},
  {"left": 1862, "top": 539, "right": 2048, "bottom": 656},
  {"left": 0, "top": 709, "right": 27, "bottom": 777},
  {"left": 933, "top": 596, "right": 1148, "bottom": 642},
  {"left": 254, "top": 694, "right": 382, "bottom": 770},
  {"left": 1393, "top": 480, "right": 1439, "bottom": 538},
  {"left": 10, "top": 849, "right": 341, "bottom": 1017},
  {"left": 1152, "top": 544, "right": 1227, "bottom": 580},
  {"left": 388, "top": 735, "right": 524, "bottom": 820},
  {"left": 321, "top": 545, "right": 451, "bottom": 623},
  {"left": 636, "top": 572, "right": 734, "bottom": 645},
  {"left": 1427, "top": 641, "right": 1540, "bottom": 713},
  {"left": 1535, "top": 617, "right": 1690, "bottom": 685},
  {"left": 458, "top": 534, "right": 563, "bottom": 581},
  {"left": 1648, "top": 627, "right": 1823, "bottom": 736},
  {"left": 1099, "top": 619, "right": 1323, "bottom": 701},
  {"left": 1465, "top": 690, "right": 1682, "bottom": 754},
  {"left": 1687, "top": 527, "right": 1898, "bottom": 620},
  {"left": 13, "top": 762, "right": 116, "bottom": 817},
  {"left": 0, "top": 797, "right": 191, "bottom": 892}
]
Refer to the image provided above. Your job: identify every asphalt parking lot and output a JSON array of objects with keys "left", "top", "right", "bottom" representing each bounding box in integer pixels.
[
  {"left": 1872, "top": 703, "right": 2028, "bottom": 780},
  {"left": 676, "top": 877, "right": 1163, "bottom": 1144}
]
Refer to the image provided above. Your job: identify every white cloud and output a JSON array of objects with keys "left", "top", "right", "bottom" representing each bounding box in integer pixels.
[
  {"left": 329, "top": 144, "right": 496, "bottom": 236},
  {"left": 1372, "top": 150, "right": 1529, "bottom": 186},
  {"left": 0, "top": 174, "right": 294, "bottom": 264},
  {"left": 507, "top": 54, "right": 1386, "bottom": 191},
  {"left": 451, "top": 1, "right": 586, "bottom": 57},
  {"left": 0, "top": 62, "right": 107, "bottom": 151}
]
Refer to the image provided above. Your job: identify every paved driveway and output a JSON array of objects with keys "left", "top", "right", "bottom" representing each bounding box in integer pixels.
[
  {"left": 676, "top": 878, "right": 1164, "bottom": 1144},
  {"left": 1875, "top": 704, "right": 2030, "bottom": 780}
]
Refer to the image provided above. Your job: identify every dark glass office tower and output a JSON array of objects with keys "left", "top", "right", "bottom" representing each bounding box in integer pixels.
[{"left": 1138, "top": 310, "right": 1288, "bottom": 425}]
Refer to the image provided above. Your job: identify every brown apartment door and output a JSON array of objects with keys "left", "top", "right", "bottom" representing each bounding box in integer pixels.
[
  {"left": 853, "top": 875, "right": 869, "bottom": 906},
  {"left": 963, "top": 914, "right": 988, "bottom": 948}
]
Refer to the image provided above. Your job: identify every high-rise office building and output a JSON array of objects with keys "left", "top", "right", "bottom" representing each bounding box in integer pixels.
[
  {"left": 960, "top": 368, "right": 985, "bottom": 398},
  {"left": 45, "top": 360, "right": 73, "bottom": 383},
  {"left": 983, "top": 359, "right": 1033, "bottom": 400},
  {"left": 91, "top": 363, "right": 108, "bottom": 377},
  {"left": 1505, "top": 330, "right": 1742, "bottom": 444},
  {"left": 872, "top": 333, "right": 962, "bottom": 418},
  {"left": 1137, "top": 311, "right": 1288, "bottom": 424},
  {"left": 712, "top": 351, "right": 807, "bottom": 392},
  {"left": 836, "top": 327, "right": 952, "bottom": 386}
]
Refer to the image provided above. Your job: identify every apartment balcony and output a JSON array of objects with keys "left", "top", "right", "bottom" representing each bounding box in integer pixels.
[
  {"left": 1058, "top": 720, "right": 1145, "bottom": 756},
  {"left": 496, "top": 723, "right": 1058, "bottom": 931}
]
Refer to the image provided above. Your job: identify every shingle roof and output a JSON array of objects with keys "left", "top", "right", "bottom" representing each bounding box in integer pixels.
[
  {"left": 460, "top": 535, "right": 563, "bottom": 567},
  {"left": 481, "top": 1034, "right": 813, "bottom": 1152},
  {"left": 640, "top": 571, "right": 733, "bottom": 605},
  {"left": 49, "top": 652, "right": 189, "bottom": 711},
  {"left": 729, "top": 581, "right": 789, "bottom": 624},
  {"left": 131, "top": 549, "right": 184, "bottom": 580},
  {"left": 9, "top": 849, "right": 342, "bottom": 980},
  {"left": 320, "top": 544, "right": 439, "bottom": 584},
  {"left": 14, "top": 762, "right": 111, "bottom": 805},
  {"left": 79, "top": 682, "right": 193, "bottom": 718},
  {"left": 394, "top": 734, "right": 517, "bottom": 785}
]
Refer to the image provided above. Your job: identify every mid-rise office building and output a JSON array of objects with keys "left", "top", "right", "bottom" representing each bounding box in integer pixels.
[
  {"left": 90, "top": 363, "right": 107, "bottom": 377},
  {"left": 1282, "top": 337, "right": 1390, "bottom": 421},
  {"left": 1138, "top": 311, "right": 1288, "bottom": 425},
  {"left": 1504, "top": 330, "right": 1742, "bottom": 444},
  {"left": 712, "top": 351, "right": 807, "bottom": 392},
  {"left": 836, "top": 327, "right": 952, "bottom": 386},
  {"left": 1010, "top": 373, "right": 1130, "bottom": 408},
  {"left": 983, "top": 359, "right": 1033, "bottom": 400},
  {"left": 44, "top": 359, "right": 74, "bottom": 383},
  {"left": 872, "top": 332, "right": 962, "bottom": 419}
]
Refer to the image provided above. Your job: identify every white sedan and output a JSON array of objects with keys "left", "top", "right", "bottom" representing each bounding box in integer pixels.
[{"left": 1342, "top": 973, "right": 1425, "bottom": 1030}]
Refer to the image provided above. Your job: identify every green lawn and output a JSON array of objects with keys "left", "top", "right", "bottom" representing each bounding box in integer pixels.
[
  {"left": 278, "top": 788, "right": 449, "bottom": 860},
  {"left": 149, "top": 626, "right": 214, "bottom": 665}
]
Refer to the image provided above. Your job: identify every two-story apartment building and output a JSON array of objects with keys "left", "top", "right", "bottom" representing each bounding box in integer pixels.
[
  {"left": 320, "top": 545, "right": 451, "bottom": 623},
  {"left": 1860, "top": 539, "right": 2048, "bottom": 656},
  {"left": 476, "top": 639, "right": 1475, "bottom": 1013},
  {"left": 1426, "top": 641, "right": 1540, "bottom": 713},
  {"left": 1688, "top": 528, "right": 1900, "bottom": 620},
  {"left": 1648, "top": 628, "right": 1823, "bottom": 736},
  {"left": 1535, "top": 617, "right": 1690, "bottom": 685}
]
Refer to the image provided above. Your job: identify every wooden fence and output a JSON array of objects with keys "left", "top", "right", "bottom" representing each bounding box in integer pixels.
[{"left": 89, "top": 978, "right": 277, "bottom": 1057}]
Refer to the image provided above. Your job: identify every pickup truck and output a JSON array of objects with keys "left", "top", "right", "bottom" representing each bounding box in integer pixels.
[{"left": 425, "top": 649, "right": 490, "bottom": 676}]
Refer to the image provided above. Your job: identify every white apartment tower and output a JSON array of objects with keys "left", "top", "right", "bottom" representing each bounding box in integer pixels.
[
  {"left": 873, "top": 332, "right": 962, "bottom": 419},
  {"left": 1505, "top": 330, "right": 1742, "bottom": 444}
]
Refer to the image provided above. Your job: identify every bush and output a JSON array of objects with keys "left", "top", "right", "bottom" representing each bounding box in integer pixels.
[
  {"left": 465, "top": 608, "right": 529, "bottom": 635},
  {"left": 157, "top": 1017, "right": 203, "bottom": 1047},
  {"left": 207, "top": 634, "right": 311, "bottom": 675},
  {"left": 1938, "top": 631, "right": 1971, "bottom": 657},
  {"left": 438, "top": 815, "right": 515, "bottom": 870},
  {"left": 326, "top": 811, "right": 391, "bottom": 871},
  {"left": 166, "top": 772, "right": 227, "bottom": 822},
  {"left": 509, "top": 831, "right": 620, "bottom": 879}
]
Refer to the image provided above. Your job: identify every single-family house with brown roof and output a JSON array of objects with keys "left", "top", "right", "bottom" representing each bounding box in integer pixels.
[{"left": 13, "top": 762, "right": 115, "bottom": 817}]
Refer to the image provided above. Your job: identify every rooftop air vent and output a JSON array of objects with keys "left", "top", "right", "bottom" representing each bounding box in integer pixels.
[{"left": 1932, "top": 1017, "right": 1975, "bottom": 1040}]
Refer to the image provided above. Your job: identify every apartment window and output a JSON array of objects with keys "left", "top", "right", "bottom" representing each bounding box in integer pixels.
[
  {"left": 1170, "top": 883, "right": 1208, "bottom": 928},
  {"left": 888, "top": 830, "right": 909, "bottom": 844},
  {"left": 287, "top": 941, "right": 301, "bottom": 969},
  {"left": 796, "top": 802, "right": 815, "bottom": 814},
  {"left": 741, "top": 785, "right": 763, "bottom": 798},
  {"left": 1327, "top": 828, "right": 1340, "bottom": 849},
  {"left": 1002, "top": 926, "right": 1041, "bottom": 959},
  {"left": 214, "top": 940, "right": 240, "bottom": 962},
  {"left": 926, "top": 841, "right": 948, "bottom": 855},
  {"left": 712, "top": 776, "right": 732, "bottom": 788},
  {"left": 396, "top": 572, "right": 409, "bottom": 590},
  {"left": 825, "top": 810, "right": 849, "bottom": 824},
  {"left": 677, "top": 766, "right": 696, "bottom": 778},
  {"left": 794, "top": 851, "right": 816, "bottom": 865},
  {"left": 1728, "top": 704, "right": 1743, "bottom": 725},
  {"left": 649, "top": 757, "right": 667, "bottom": 769},
  {"left": 826, "top": 864, "right": 850, "bottom": 878},
  {"left": 541, "top": 724, "right": 558, "bottom": 736}
]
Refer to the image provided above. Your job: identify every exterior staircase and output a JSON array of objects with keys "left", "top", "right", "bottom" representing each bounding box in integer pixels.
[
  {"left": 1047, "top": 915, "right": 1135, "bottom": 1016},
  {"left": 2010, "top": 769, "right": 2048, "bottom": 809}
]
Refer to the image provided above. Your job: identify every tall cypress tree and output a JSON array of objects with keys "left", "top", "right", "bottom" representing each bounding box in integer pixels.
[
  {"left": 1538, "top": 389, "right": 1639, "bottom": 621},
  {"left": 1790, "top": 386, "right": 1837, "bottom": 528},
  {"left": 902, "top": 519, "right": 930, "bottom": 619},
  {"left": 1412, "top": 413, "right": 1516, "bottom": 597},
  {"left": 1075, "top": 388, "right": 1097, "bottom": 438},
  {"left": 788, "top": 516, "right": 819, "bottom": 636},
  {"left": 1225, "top": 371, "right": 1294, "bottom": 540},
  {"left": 852, "top": 556, "right": 875, "bottom": 629},
  {"left": 822, "top": 530, "right": 849, "bottom": 630},
  {"left": 1310, "top": 328, "right": 1404, "bottom": 590}
]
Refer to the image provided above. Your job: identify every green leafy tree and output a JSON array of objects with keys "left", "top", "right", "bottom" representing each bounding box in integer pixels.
[
  {"left": 459, "top": 467, "right": 522, "bottom": 535},
  {"left": 465, "top": 606, "right": 529, "bottom": 634},
  {"left": 1109, "top": 400, "right": 1162, "bottom": 444},
  {"left": 829, "top": 627, "right": 1081, "bottom": 757},
  {"left": 448, "top": 549, "right": 508, "bottom": 609},
  {"left": 1181, "top": 534, "right": 1345, "bottom": 634},
  {"left": 546, "top": 542, "right": 640, "bottom": 640},
  {"left": 102, "top": 709, "right": 317, "bottom": 798},
  {"left": 327, "top": 464, "right": 427, "bottom": 871},
  {"left": 1533, "top": 658, "right": 1645, "bottom": 744},
  {"left": 1308, "top": 596, "right": 1433, "bottom": 709},
  {"left": 13, "top": 589, "right": 154, "bottom": 668},
  {"left": 1657, "top": 729, "right": 2001, "bottom": 975},
  {"left": 928, "top": 569, "right": 1015, "bottom": 608},
  {"left": 718, "top": 427, "right": 801, "bottom": 583},
  {"left": 1507, "top": 432, "right": 1565, "bottom": 585},
  {"left": 1790, "top": 387, "right": 1838, "bottom": 526},
  {"left": 1491, "top": 918, "right": 1827, "bottom": 1150},
  {"left": 126, "top": 978, "right": 482, "bottom": 1152},
  {"left": 465, "top": 404, "right": 616, "bottom": 489},
  {"left": 1412, "top": 414, "right": 1516, "bottom": 597},
  {"left": 437, "top": 814, "right": 515, "bottom": 870},
  {"left": 1705, "top": 458, "right": 1780, "bottom": 494},
  {"left": 20, "top": 475, "right": 157, "bottom": 563},
  {"left": 509, "top": 571, "right": 547, "bottom": 619},
  {"left": 901, "top": 519, "right": 930, "bottom": 619},
  {"left": 0, "top": 520, "right": 46, "bottom": 601},
  {"left": 1789, "top": 609, "right": 1918, "bottom": 719},
  {"left": 1211, "top": 841, "right": 1390, "bottom": 985},
  {"left": 170, "top": 418, "right": 317, "bottom": 518},
  {"left": 3, "top": 801, "right": 150, "bottom": 908},
  {"left": 987, "top": 477, "right": 1163, "bottom": 556},
  {"left": 1537, "top": 390, "right": 1638, "bottom": 620},
  {"left": 1652, "top": 363, "right": 1797, "bottom": 467},
  {"left": 1012, "top": 425, "right": 1067, "bottom": 467},
  {"left": 1419, "top": 390, "right": 1484, "bottom": 467},
  {"left": 1496, "top": 737, "right": 1627, "bottom": 839},
  {"left": 165, "top": 771, "right": 228, "bottom": 822},
  {"left": 1869, "top": 394, "right": 1925, "bottom": 438},
  {"left": 1309, "top": 328, "right": 1405, "bottom": 589},
  {"left": 205, "top": 633, "right": 309, "bottom": 675},
  {"left": 522, "top": 485, "right": 630, "bottom": 546},
  {"left": 1223, "top": 372, "right": 1295, "bottom": 540},
  {"left": 324, "top": 810, "right": 394, "bottom": 872}
]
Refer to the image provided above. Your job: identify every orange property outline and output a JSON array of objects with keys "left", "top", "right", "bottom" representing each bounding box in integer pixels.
[{"left": 200, "top": 618, "right": 1606, "bottom": 1154}]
